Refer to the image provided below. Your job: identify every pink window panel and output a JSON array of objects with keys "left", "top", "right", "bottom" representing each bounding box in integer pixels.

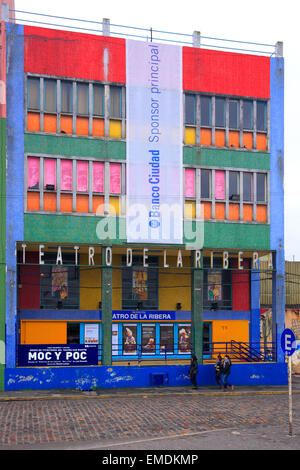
[
  {"left": 93, "top": 162, "right": 104, "bottom": 193},
  {"left": 44, "top": 159, "right": 56, "bottom": 189},
  {"left": 27, "top": 157, "right": 40, "bottom": 189},
  {"left": 185, "top": 169, "right": 195, "bottom": 197},
  {"left": 61, "top": 160, "right": 73, "bottom": 191},
  {"left": 110, "top": 163, "right": 121, "bottom": 194},
  {"left": 77, "top": 161, "right": 88, "bottom": 192},
  {"left": 215, "top": 171, "right": 225, "bottom": 200}
]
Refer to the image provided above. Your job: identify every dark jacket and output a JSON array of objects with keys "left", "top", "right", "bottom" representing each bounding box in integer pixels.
[
  {"left": 189, "top": 355, "right": 198, "bottom": 376},
  {"left": 222, "top": 357, "right": 232, "bottom": 374}
]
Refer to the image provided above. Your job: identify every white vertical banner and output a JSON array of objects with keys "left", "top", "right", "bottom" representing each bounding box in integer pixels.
[{"left": 126, "top": 40, "right": 183, "bottom": 244}]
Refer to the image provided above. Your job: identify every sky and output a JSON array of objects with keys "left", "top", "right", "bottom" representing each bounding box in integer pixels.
[{"left": 13, "top": 0, "right": 300, "bottom": 260}]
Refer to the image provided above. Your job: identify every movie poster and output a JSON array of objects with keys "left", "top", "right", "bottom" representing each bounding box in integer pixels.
[
  {"left": 123, "top": 324, "right": 137, "bottom": 355},
  {"left": 141, "top": 324, "right": 156, "bottom": 354},
  {"left": 52, "top": 265, "right": 68, "bottom": 299},
  {"left": 178, "top": 324, "right": 191, "bottom": 353},
  {"left": 207, "top": 271, "right": 222, "bottom": 301}
]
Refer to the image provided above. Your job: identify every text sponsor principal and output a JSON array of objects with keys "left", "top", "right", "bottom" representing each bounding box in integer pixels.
[{"left": 126, "top": 40, "right": 183, "bottom": 244}]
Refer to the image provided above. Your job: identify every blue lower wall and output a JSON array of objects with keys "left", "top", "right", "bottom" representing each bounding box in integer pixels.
[{"left": 5, "top": 362, "right": 287, "bottom": 391}]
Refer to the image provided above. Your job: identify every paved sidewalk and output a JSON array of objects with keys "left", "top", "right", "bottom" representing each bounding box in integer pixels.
[{"left": 0, "top": 379, "right": 299, "bottom": 401}]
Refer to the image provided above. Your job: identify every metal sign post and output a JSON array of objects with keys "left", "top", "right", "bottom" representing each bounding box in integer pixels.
[{"left": 281, "top": 328, "right": 296, "bottom": 437}]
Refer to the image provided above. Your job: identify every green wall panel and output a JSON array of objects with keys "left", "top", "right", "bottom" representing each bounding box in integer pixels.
[
  {"left": 183, "top": 146, "right": 270, "bottom": 170},
  {"left": 25, "top": 214, "right": 269, "bottom": 251},
  {"left": 24, "top": 134, "right": 126, "bottom": 160},
  {"left": 24, "top": 213, "right": 126, "bottom": 244}
]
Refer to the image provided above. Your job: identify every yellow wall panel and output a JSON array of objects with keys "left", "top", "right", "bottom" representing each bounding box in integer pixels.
[
  {"left": 109, "top": 120, "right": 122, "bottom": 138},
  {"left": 159, "top": 256, "right": 191, "bottom": 311},
  {"left": 185, "top": 127, "right": 196, "bottom": 145},
  {"left": 80, "top": 254, "right": 101, "bottom": 310},
  {"left": 112, "top": 254, "right": 122, "bottom": 310}
]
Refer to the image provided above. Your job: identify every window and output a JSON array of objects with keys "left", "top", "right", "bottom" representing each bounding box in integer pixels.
[
  {"left": 243, "top": 100, "right": 253, "bottom": 130},
  {"left": 200, "top": 96, "right": 211, "bottom": 126},
  {"left": 40, "top": 253, "right": 79, "bottom": 309},
  {"left": 215, "top": 171, "right": 225, "bottom": 200},
  {"left": 201, "top": 169, "right": 211, "bottom": 199},
  {"left": 203, "top": 257, "right": 232, "bottom": 310},
  {"left": 123, "top": 324, "right": 137, "bottom": 355},
  {"left": 142, "top": 324, "right": 156, "bottom": 354},
  {"left": 257, "top": 101, "right": 267, "bottom": 131},
  {"left": 257, "top": 173, "right": 266, "bottom": 202},
  {"left": 215, "top": 97, "right": 225, "bottom": 127},
  {"left": 243, "top": 173, "right": 253, "bottom": 201},
  {"left": 229, "top": 100, "right": 240, "bottom": 128},
  {"left": 67, "top": 323, "right": 80, "bottom": 344},
  {"left": 44, "top": 159, "right": 56, "bottom": 190},
  {"left": 160, "top": 324, "right": 174, "bottom": 354},
  {"left": 122, "top": 256, "right": 158, "bottom": 310},
  {"left": 229, "top": 171, "right": 239, "bottom": 200},
  {"left": 28, "top": 77, "right": 40, "bottom": 110},
  {"left": 185, "top": 94, "right": 196, "bottom": 125},
  {"left": 178, "top": 324, "right": 191, "bottom": 353},
  {"left": 44, "top": 79, "right": 56, "bottom": 113},
  {"left": 27, "top": 157, "right": 40, "bottom": 190},
  {"left": 77, "top": 83, "right": 89, "bottom": 115},
  {"left": 110, "top": 86, "right": 121, "bottom": 118},
  {"left": 93, "top": 84, "right": 104, "bottom": 116},
  {"left": 61, "top": 81, "right": 73, "bottom": 113}
]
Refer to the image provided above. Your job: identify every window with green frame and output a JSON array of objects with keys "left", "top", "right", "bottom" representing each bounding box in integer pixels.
[
  {"left": 203, "top": 257, "right": 232, "bottom": 310},
  {"left": 122, "top": 256, "right": 159, "bottom": 310}
]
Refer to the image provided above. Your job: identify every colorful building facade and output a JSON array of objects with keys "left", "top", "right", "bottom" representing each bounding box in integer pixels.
[{"left": 0, "top": 6, "right": 286, "bottom": 390}]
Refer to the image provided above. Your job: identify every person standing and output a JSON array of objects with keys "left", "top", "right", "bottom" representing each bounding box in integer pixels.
[
  {"left": 214, "top": 354, "right": 223, "bottom": 389},
  {"left": 222, "top": 354, "right": 234, "bottom": 391},
  {"left": 188, "top": 354, "right": 199, "bottom": 389}
]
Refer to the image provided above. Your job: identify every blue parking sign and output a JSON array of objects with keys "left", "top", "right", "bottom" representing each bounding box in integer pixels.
[{"left": 281, "top": 329, "right": 296, "bottom": 356}]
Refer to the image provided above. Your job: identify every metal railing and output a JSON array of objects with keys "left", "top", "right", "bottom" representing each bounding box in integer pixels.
[{"left": 7, "top": 9, "right": 277, "bottom": 56}]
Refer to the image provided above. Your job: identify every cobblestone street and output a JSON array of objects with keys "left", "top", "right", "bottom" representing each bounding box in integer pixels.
[{"left": 0, "top": 387, "right": 300, "bottom": 450}]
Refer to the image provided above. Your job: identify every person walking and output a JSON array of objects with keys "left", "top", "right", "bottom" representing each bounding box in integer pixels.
[
  {"left": 188, "top": 354, "right": 199, "bottom": 389},
  {"left": 222, "top": 354, "right": 234, "bottom": 391},
  {"left": 214, "top": 354, "right": 223, "bottom": 389}
]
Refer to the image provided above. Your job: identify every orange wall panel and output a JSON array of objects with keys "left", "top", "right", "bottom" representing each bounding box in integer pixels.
[
  {"left": 44, "top": 192, "right": 57, "bottom": 211},
  {"left": 229, "top": 131, "right": 239, "bottom": 148},
  {"left": 256, "top": 133, "right": 267, "bottom": 150},
  {"left": 229, "top": 203, "right": 239, "bottom": 220},
  {"left": 215, "top": 129, "right": 225, "bottom": 147},
  {"left": 92, "top": 118, "right": 105, "bottom": 137},
  {"left": 21, "top": 320, "right": 67, "bottom": 344},
  {"left": 201, "top": 201, "right": 211, "bottom": 219},
  {"left": 243, "top": 132, "right": 253, "bottom": 149},
  {"left": 243, "top": 204, "right": 253, "bottom": 221},
  {"left": 93, "top": 195, "right": 104, "bottom": 214},
  {"left": 27, "top": 112, "right": 40, "bottom": 132},
  {"left": 215, "top": 202, "right": 225, "bottom": 220},
  {"left": 44, "top": 114, "right": 57, "bottom": 133},
  {"left": 27, "top": 191, "right": 40, "bottom": 211},
  {"left": 256, "top": 205, "right": 267, "bottom": 222},
  {"left": 60, "top": 193, "right": 73, "bottom": 212},
  {"left": 60, "top": 115, "right": 73, "bottom": 134},
  {"left": 76, "top": 116, "right": 89, "bottom": 136},
  {"left": 201, "top": 128, "right": 211, "bottom": 146},
  {"left": 76, "top": 194, "right": 89, "bottom": 213}
]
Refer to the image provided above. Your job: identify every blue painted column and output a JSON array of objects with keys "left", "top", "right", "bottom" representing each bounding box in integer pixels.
[
  {"left": 270, "top": 49, "right": 285, "bottom": 363},
  {"left": 5, "top": 23, "right": 24, "bottom": 368},
  {"left": 250, "top": 259, "right": 260, "bottom": 349}
]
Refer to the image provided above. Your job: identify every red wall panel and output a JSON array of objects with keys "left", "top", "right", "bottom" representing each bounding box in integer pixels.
[
  {"left": 18, "top": 252, "right": 40, "bottom": 309},
  {"left": 24, "top": 26, "right": 126, "bottom": 83},
  {"left": 232, "top": 258, "right": 250, "bottom": 311},
  {"left": 183, "top": 47, "right": 270, "bottom": 98}
]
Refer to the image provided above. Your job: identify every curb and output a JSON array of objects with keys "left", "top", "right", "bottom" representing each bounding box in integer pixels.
[{"left": 0, "top": 389, "right": 298, "bottom": 402}]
